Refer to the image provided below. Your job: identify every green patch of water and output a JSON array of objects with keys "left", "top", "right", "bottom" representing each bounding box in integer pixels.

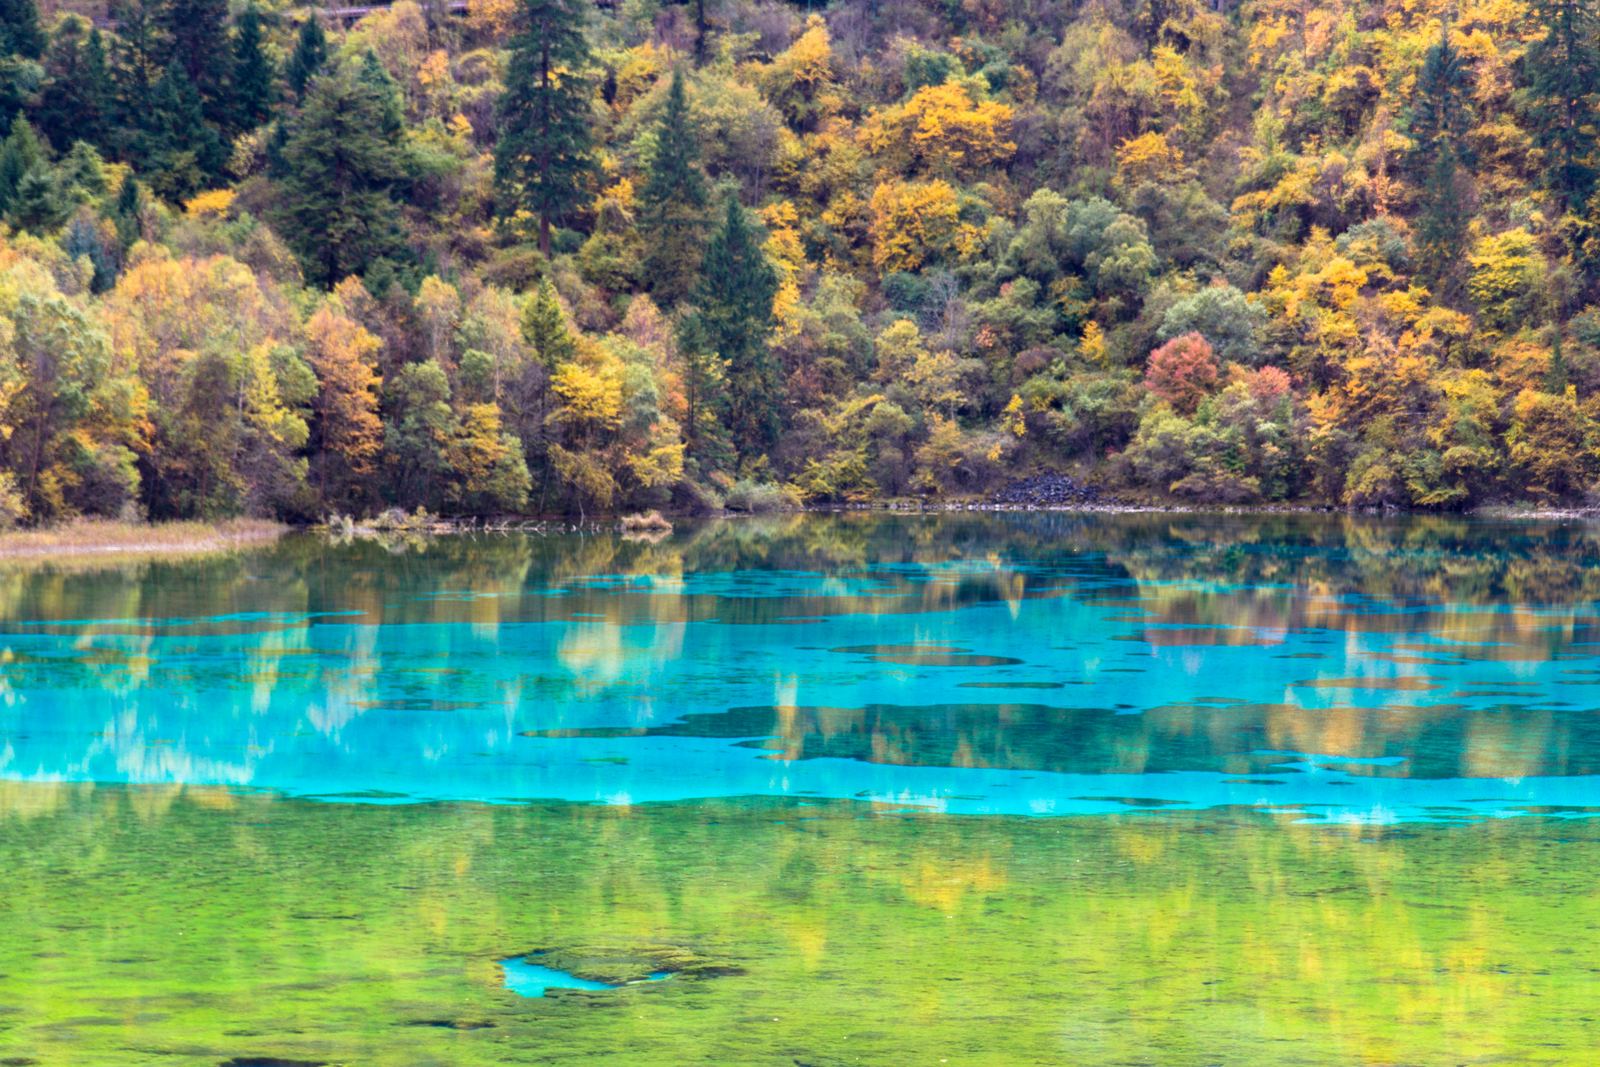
[{"left": 1, "top": 784, "right": 1597, "bottom": 1065}]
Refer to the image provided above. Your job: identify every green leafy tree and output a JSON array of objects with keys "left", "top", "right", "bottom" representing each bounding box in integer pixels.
[
  {"left": 275, "top": 63, "right": 410, "bottom": 286},
  {"left": 695, "top": 198, "right": 779, "bottom": 459},
  {"left": 383, "top": 358, "right": 461, "bottom": 509},
  {"left": 638, "top": 68, "right": 708, "bottom": 306},
  {"left": 494, "top": 0, "right": 596, "bottom": 257}
]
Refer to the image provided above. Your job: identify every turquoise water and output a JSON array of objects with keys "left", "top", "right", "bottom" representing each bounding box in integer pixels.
[
  {"left": 1, "top": 513, "right": 1599, "bottom": 823},
  {"left": 3, "top": 513, "right": 1600, "bottom": 1064},
  {"left": 500, "top": 956, "right": 674, "bottom": 996}
]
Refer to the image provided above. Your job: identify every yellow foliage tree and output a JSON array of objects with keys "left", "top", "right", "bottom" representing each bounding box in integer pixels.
[
  {"left": 868, "top": 179, "right": 978, "bottom": 273},
  {"left": 859, "top": 81, "right": 1015, "bottom": 179}
]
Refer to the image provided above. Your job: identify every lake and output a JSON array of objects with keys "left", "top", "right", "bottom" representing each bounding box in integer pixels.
[{"left": 1, "top": 512, "right": 1598, "bottom": 1064}]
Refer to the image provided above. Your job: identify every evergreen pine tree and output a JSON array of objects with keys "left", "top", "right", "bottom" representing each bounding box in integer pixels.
[
  {"left": 1409, "top": 25, "right": 1475, "bottom": 299},
  {"left": 230, "top": 7, "right": 276, "bottom": 132},
  {"left": 638, "top": 68, "right": 708, "bottom": 306},
  {"left": 0, "top": 0, "right": 44, "bottom": 60},
  {"left": 357, "top": 50, "right": 404, "bottom": 142},
  {"left": 107, "top": 0, "right": 165, "bottom": 160},
  {"left": 494, "top": 0, "right": 596, "bottom": 257},
  {"left": 0, "top": 115, "right": 46, "bottom": 214},
  {"left": 675, "top": 308, "right": 734, "bottom": 471},
  {"left": 1523, "top": 0, "right": 1600, "bottom": 212},
  {"left": 136, "top": 63, "right": 226, "bottom": 200},
  {"left": 110, "top": 174, "right": 143, "bottom": 249},
  {"left": 521, "top": 276, "right": 578, "bottom": 367},
  {"left": 275, "top": 63, "right": 410, "bottom": 286},
  {"left": 84, "top": 29, "right": 111, "bottom": 139},
  {"left": 158, "top": 0, "right": 230, "bottom": 123},
  {"left": 285, "top": 16, "right": 326, "bottom": 100},
  {"left": 36, "top": 19, "right": 110, "bottom": 151},
  {"left": 695, "top": 198, "right": 779, "bottom": 459},
  {"left": 9, "top": 165, "right": 66, "bottom": 232},
  {"left": 59, "top": 140, "right": 107, "bottom": 200}
]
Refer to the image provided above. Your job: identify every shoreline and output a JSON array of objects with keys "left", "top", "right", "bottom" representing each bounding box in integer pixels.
[
  {"left": 6, "top": 501, "right": 1595, "bottom": 567},
  {"left": 0, "top": 519, "right": 290, "bottom": 565}
]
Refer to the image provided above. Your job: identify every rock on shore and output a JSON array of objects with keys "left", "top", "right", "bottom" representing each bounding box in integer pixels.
[{"left": 990, "top": 474, "right": 1113, "bottom": 507}]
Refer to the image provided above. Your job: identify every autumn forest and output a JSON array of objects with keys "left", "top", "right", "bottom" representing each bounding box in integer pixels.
[{"left": 0, "top": 0, "right": 1595, "bottom": 521}]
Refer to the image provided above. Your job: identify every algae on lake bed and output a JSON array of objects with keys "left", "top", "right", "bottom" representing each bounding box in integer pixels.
[
  {"left": 4, "top": 513, "right": 1600, "bottom": 1064},
  {"left": 1, "top": 784, "right": 1598, "bottom": 1066}
]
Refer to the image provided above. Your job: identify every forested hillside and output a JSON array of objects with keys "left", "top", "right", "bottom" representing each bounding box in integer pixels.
[{"left": 0, "top": 0, "right": 1593, "bottom": 519}]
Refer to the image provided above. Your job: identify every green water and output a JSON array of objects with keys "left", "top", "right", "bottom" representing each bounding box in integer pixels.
[{"left": 2, "top": 513, "right": 1599, "bottom": 1063}]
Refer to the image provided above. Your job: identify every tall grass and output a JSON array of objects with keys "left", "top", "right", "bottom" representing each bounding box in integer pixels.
[{"left": 0, "top": 519, "right": 287, "bottom": 564}]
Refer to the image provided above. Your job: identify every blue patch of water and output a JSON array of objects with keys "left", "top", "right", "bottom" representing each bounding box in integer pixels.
[
  {"left": 7, "top": 516, "right": 1600, "bottom": 825},
  {"left": 500, "top": 956, "right": 673, "bottom": 997}
]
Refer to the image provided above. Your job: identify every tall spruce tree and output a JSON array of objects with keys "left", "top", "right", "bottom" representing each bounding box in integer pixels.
[
  {"left": 0, "top": 0, "right": 43, "bottom": 60},
  {"left": 285, "top": 16, "right": 326, "bottom": 100},
  {"left": 1409, "top": 25, "right": 1475, "bottom": 299},
  {"left": 638, "top": 68, "right": 708, "bottom": 306},
  {"left": 1523, "top": 0, "right": 1600, "bottom": 212},
  {"left": 36, "top": 20, "right": 111, "bottom": 151},
  {"left": 494, "top": 0, "right": 596, "bottom": 257},
  {"left": 158, "top": 0, "right": 230, "bottom": 124},
  {"left": 110, "top": 173, "right": 143, "bottom": 249},
  {"left": 522, "top": 276, "right": 578, "bottom": 368},
  {"left": 9, "top": 164, "right": 66, "bottom": 232},
  {"left": 135, "top": 62, "right": 226, "bottom": 200},
  {"left": 0, "top": 114, "right": 45, "bottom": 215},
  {"left": 276, "top": 64, "right": 410, "bottom": 286},
  {"left": 695, "top": 197, "right": 779, "bottom": 459},
  {"left": 230, "top": 7, "right": 275, "bottom": 133},
  {"left": 108, "top": 0, "right": 164, "bottom": 159}
]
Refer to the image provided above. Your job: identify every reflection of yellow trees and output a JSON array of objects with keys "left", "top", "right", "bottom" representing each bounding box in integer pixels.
[{"left": 1, "top": 786, "right": 1596, "bottom": 1064}]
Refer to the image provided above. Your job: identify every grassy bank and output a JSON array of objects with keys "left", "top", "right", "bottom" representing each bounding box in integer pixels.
[{"left": 0, "top": 518, "right": 288, "bottom": 564}]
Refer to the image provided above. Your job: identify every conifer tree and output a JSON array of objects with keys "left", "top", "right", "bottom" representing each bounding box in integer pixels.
[
  {"left": 522, "top": 276, "right": 577, "bottom": 367},
  {"left": 675, "top": 308, "right": 733, "bottom": 470},
  {"left": 36, "top": 20, "right": 110, "bottom": 151},
  {"left": 136, "top": 63, "right": 226, "bottom": 200},
  {"left": 1523, "top": 0, "right": 1600, "bottom": 212},
  {"left": 107, "top": 0, "right": 165, "bottom": 158},
  {"left": 10, "top": 165, "right": 66, "bottom": 232},
  {"left": 230, "top": 7, "right": 276, "bottom": 133},
  {"left": 275, "top": 64, "right": 410, "bottom": 286},
  {"left": 158, "top": 0, "right": 230, "bottom": 124},
  {"left": 110, "top": 173, "right": 143, "bottom": 249},
  {"left": 357, "top": 50, "right": 404, "bottom": 142},
  {"left": 285, "top": 16, "right": 326, "bottom": 100},
  {"left": 1409, "top": 26, "right": 1475, "bottom": 299},
  {"left": 0, "top": 115, "right": 45, "bottom": 214},
  {"left": 59, "top": 140, "right": 106, "bottom": 200},
  {"left": 494, "top": 0, "right": 596, "bottom": 257},
  {"left": 0, "top": 0, "right": 44, "bottom": 60},
  {"left": 694, "top": 198, "right": 779, "bottom": 458},
  {"left": 638, "top": 68, "right": 708, "bottom": 306}
]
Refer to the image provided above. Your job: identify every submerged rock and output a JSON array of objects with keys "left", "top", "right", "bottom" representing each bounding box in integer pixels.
[{"left": 499, "top": 944, "right": 744, "bottom": 998}]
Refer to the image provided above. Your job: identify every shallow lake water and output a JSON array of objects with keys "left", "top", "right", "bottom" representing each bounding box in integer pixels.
[{"left": 1, "top": 512, "right": 1599, "bottom": 1063}]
